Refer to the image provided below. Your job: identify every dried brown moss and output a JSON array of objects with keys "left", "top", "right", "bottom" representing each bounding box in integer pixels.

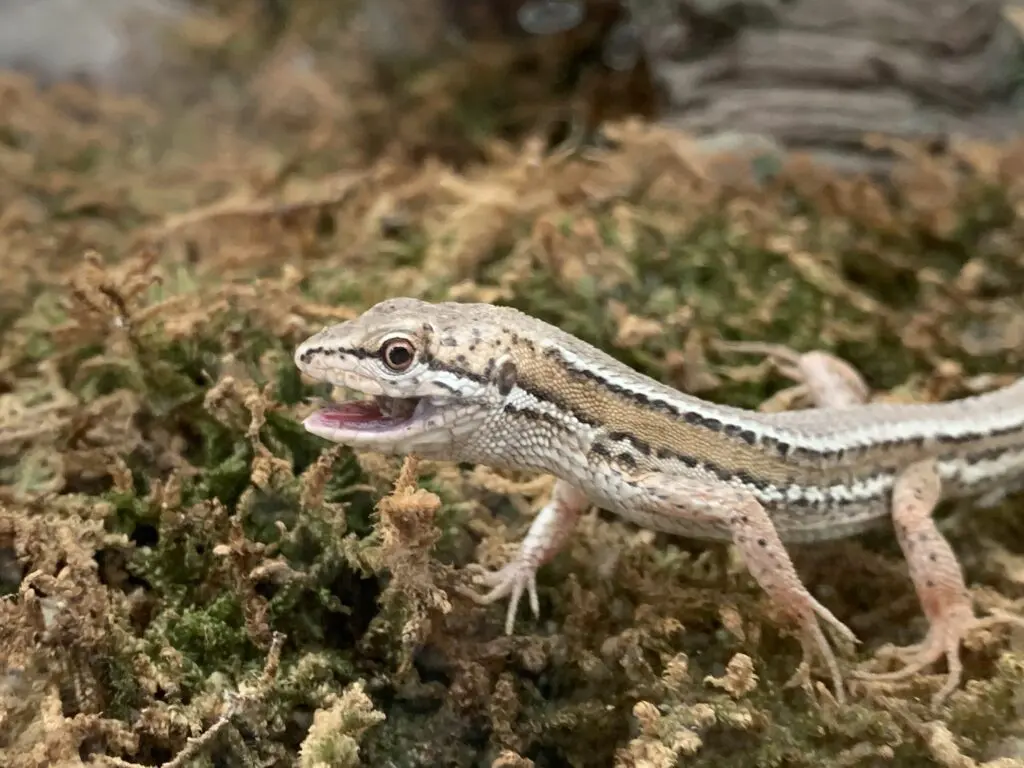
[{"left": 0, "top": 3, "right": 1023, "bottom": 767}]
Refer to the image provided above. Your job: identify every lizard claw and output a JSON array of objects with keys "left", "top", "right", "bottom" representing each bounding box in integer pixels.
[
  {"left": 453, "top": 480, "right": 585, "bottom": 635},
  {"left": 457, "top": 560, "right": 541, "bottom": 634},
  {"left": 853, "top": 607, "right": 1024, "bottom": 708}
]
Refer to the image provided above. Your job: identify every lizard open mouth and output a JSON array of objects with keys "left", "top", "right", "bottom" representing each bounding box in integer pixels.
[{"left": 306, "top": 395, "right": 423, "bottom": 432}]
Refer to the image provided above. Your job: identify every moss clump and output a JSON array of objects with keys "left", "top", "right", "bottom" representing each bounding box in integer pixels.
[{"left": 1, "top": 3, "right": 1023, "bottom": 766}]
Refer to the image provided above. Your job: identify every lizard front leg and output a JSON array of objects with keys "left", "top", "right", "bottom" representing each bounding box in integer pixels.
[
  {"left": 457, "top": 478, "right": 588, "bottom": 634},
  {"left": 631, "top": 471, "right": 858, "bottom": 705}
]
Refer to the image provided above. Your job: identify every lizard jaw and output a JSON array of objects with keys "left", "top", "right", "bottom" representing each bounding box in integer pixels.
[
  {"left": 301, "top": 393, "right": 456, "bottom": 454},
  {"left": 304, "top": 394, "right": 420, "bottom": 433}
]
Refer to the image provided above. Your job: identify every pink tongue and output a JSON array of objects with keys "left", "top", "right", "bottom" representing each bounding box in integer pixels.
[{"left": 314, "top": 400, "right": 384, "bottom": 426}]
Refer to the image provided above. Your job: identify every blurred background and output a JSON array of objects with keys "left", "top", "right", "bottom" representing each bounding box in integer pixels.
[{"left": 3, "top": 0, "right": 1021, "bottom": 172}]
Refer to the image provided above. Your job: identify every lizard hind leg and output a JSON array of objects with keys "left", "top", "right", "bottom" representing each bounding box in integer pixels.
[
  {"left": 632, "top": 471, "right": 859, "bottom": 706},
  {"left": 712, "top": 343, "right": 1020, "bottom": 706},
  {"left": 713, "top": 342, "right": 871, "bottom": 410},
  {"left": 852, "top": 458, "right": 1024, "bottom": 707}
]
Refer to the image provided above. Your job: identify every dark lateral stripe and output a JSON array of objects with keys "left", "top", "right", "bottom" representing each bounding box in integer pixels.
[
  {"left": 937, "top": 421, "right": 1024, "bottom": 445},
  {"left": 304, "top": 345, "right": 1024, "bottom": 465},
  {"left": 427, "top": 357, "right": 487, "bottom": 385},
  {"left": 549, "top": 348, "right": 714, "bottom": 424},
  {"left": 590, "top": 441, "right": 889, "bottom": 510},
  {"left": 597, "top": 430, "right": 777, "bottom": 492},
  {"left": 425, "top": 358, "right": 602, "bottom": 427},
  {"left": 548, "top": 348, "right": 1024, "bottom": 457},
  {"left": 543, "top": 348, "right": 818, "bottom": 459},
  {"left": 593, "top": 431, "right": 904, "bottom": 511},
  {"left": 517, "top": 381, "right": 601, "bottom": 427},
  {"left": 963, "top": 444, "right": 1017, "bottom": 466},
  {"left": 298, "top": 344, "right": 375, "bottom": 364},
  {"left": 503, "top": 403, "right": 563, "bottom": 428}
]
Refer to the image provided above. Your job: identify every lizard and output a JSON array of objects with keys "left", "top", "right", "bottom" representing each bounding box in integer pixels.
[{"left": 292, "top": 296, "right": 1024, "bottom": 707}]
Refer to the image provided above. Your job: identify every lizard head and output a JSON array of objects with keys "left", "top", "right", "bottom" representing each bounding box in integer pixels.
[{"left": 293, "top": 297, "right": 525, "bottom": 459}]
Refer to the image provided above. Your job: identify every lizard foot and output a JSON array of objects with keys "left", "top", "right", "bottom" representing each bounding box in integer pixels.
[
  {"left": 453, "top": 479, "right": 587, "bottom": 635},
  {"left": 713, "top": 341, "right": 870, "bottom": 410},
  {"left": 776, "top": 597, "right": 858, "bottom": 706},
  {"left": 857, "top": 459, "right": 1024, "bottom": 707},
  {"left": 853, "top": 606, "right": 1024, "bottom": 708},
  {"left": 456, "top": 560, "right": 541, "bottom": 635}
]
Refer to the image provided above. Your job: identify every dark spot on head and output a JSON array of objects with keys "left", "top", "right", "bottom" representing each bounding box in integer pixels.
[
  {"left": 757, "top": 538, "right": 767, "bottom": 547},
  {"left": 495, "top": 359, "right": 518, "bottom": 396},
  {"left": 440, "top": 336, "right": 458, "bottom": 347}
]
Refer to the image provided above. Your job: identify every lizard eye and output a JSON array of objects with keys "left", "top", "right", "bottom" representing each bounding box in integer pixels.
[{"left": 380, "top": 338, "right": 415, "bottom": 371}]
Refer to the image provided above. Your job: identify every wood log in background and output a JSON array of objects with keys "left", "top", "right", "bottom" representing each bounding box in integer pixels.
[
  {"left": 627, "top": 0, "right": 1024, "bottom": 172},
  {"left": 351, "top": 0, "right": 1024, "bottom": 172}
]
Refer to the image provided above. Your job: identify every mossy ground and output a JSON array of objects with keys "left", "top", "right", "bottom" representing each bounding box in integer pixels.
[{"left": 1, "top": 2, "right": 1024, "bottom": 767}]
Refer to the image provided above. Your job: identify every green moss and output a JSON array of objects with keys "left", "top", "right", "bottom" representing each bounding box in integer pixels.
[{"left": 159, "top": 595, "right": 259, "bottom": 682}]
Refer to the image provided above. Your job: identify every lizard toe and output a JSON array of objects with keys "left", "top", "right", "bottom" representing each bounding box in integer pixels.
[{"left": 457, "top": 561, "right": 541, "bottom": 634}]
